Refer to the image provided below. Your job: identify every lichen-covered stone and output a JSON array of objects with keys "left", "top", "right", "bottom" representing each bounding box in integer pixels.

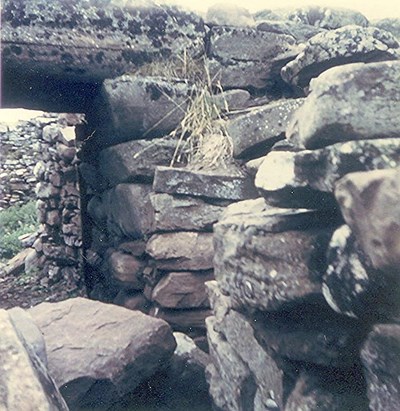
[
  {"left": 287, "top": 61, "right": 400, "bottom": 149},
  {"left": 282, "top": 27, "right": 400, "bottom": 88}
]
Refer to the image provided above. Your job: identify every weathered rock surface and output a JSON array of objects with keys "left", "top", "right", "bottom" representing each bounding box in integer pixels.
[
  {"left": 256, "top": 138, "right": 400, "bottom": 209},
  {"left": 282, "top": 27, "right": 400, "bottom": 88},
  {"left": 0, "top": 309, "right": 69, "bottom": 411},
  {"left": 150, "top": 193, "right": 226, "bottom": 232},
  {"left": 372, "top": 18, "right": 400, "bottom": 40},
  {"left": 206, "top": 316, "right": 256, "bottom": 411},
  {"left": 153, "top": 166, "right": 258, "bottom": 201},
  {"left": 152, "top": 307, "right": 212, "bottom": 331},
  {"left": 224, "top": 98, "right": 304, "bottom": 158},
  {"left": 214, "top": 199, "right": 335, "bottom": 311},
  {"left": 94, "top": 76, "right": 195, "bottom": 147},
  {"left": 361, "top": 324, "right": 400, "bottom": 411},
  {"left": 285, "top": 367, "right": 369, "bottom": 411},
  {"left": 103, "top": 183, "right": 154, "bottom": 239},
  {"left": 98, "top": 137, "right": 182, "bottom": 185},
  {"left": 29, "top": 297, "right": 176, "bottom": 409},
  {"left": 323, "top": 225, "right": 400, "bottom": 322},
  {"left": 113, "top": 289, "right": 151, "bottom": 313},
  {"left": 287, "top": 61, "right": 400, "bottom": 149},
  {"left": 335, "top": 168, "right": 400, "bottom": 273},
  {"left": 146, "top": 232, "right": 214, "bottom": 271},
  {"left": 206, "top": 3, "right": 255, "bottom": 27},
  {"left": 253, "top": 303, "right": 368, "bottom": 368},
  {"left": 152, "top": 271, "right": 214, "bottom": 309},
  {"left": 207, "top": 25, "right": 296, "bottom": 90}
]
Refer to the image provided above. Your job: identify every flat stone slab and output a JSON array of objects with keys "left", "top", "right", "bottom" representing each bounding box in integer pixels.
[
  {"left": 224, "top": 98, "right": 304, "bottom": 158},
  {"left": 29, "top": 297, "right": 176, "bottom": 409},
  {"left": 99, "top": 137, "right": 181, "bottom": 185},
  {"left": 150, "top": 193, "right": 226, "bottom": 232},
  {"left": 214, "top": 198, "right": 335, "bottom": 311},
  {"left": 287, "top": 61, "right": 400, "bottom": 149},
  {"left": 153, "top": 166, "right": 258, "bottom": 201},
  {"left": 281, "top": 26, "right": 400, "bottom": 88},
  {"left": 335, "top": 168, "right": 400, "bottom": 274},
  {"left": 152, "top": 271, "right": 214, "bottom": 309},
  {"left": 256, "top": 138, "right": 400, "bottom": 209},
  {"left": 146, "top": 232, "right": 214, "bottom": 271}
]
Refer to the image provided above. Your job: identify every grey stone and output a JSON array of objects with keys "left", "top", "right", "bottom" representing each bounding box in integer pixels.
[
  {"left": 151, "top": 307, "right": 212, "bottom": 331},
  {"left": 361, "top": 324, "right": 400, "bottom": 411},
  {"left": 96, "top": 76, "right": 195, "bottom": 146},
  {"left": 206, "top": 316, "right": 256, "bottom": 411},
  {"left": 287, "top": 61, "right": 400, "bottom": 149},
  {"left": 335, "top": 168, "right": 400, "bottom": 274},
  {"left": 29, "top": 297, "right": 176, "bottom": 409},
  {"left": 152, "top": 271, "right": 214, "bottom": 309},
  {"left": 150, "top": 193, "right": 226, "bottom": 232},
  {"left": 372, "top": 18, "right": 400, "bottom": 40},
  {"left": 113, "top": 289, "right": 151, "bottom": 313},
  {"left": 256, "top": 20, "right": 324, "bottom": 42},
  {"left": 221, "top": 310, "right": 284, "bottom": 410},
  {"left": 146, "top": 232, "right": 214, "bottom": 271},
  {"left": 153, "top": 166, "right": 258, "bottom": 201},
  {"left": 0, "top": 309, "right": 69, "bottom": 411},
  {"left": 99, "top": 137, "right": 181, "bottom": 185},
  {"left": 256, "top": 138, "right": 400, "bottom": 209},
  {"left": 252, "top": 303, "right": 368, "bottom": 368},
  {"left": 207, "top": 25, "right": 296, "bottom": 90},
  {"left": 282, "top": 27, "right": 400, "bottom": 89},
  {"left": 206, "top": 3, "right": 255, "bottom": 27},
  {"left": 285, "top": 367, "right": 369, "bottom": 411},
  {"left": 224, "top": 98, "right": 304, "bottom": 158},
  {"left": 211, "top": 89, "right": 252, "bottom": 112},
  {"left": 206, "top": 280, "right": 231, "bottom": 323},
  {"left": 103, "top": 183, "right": 154, "bottom": 239},
  {"left": 2, "top": 0, "right": 205, "bottom": 83},
  {"left": 323, "top": 225, "right": 400, "bottom": 322},
  {"left": 214, "top": 199, "right": 335, "bottom": 311}
]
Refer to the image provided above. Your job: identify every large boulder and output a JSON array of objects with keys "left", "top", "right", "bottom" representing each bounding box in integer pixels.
[
  {"left": 98, "top": 137, "right": 182, "bottom": 185},
  {"left": 282, "top": 27, "right": 400, "bottom": 89},
  {"left": 361, "top": 324, "right": 400, "bottom": 411},
  {"left": 323, "top": 225, "right": 400, "bottom": 322},
  {"left": 206, "top": 3, "right": 255, "bottom": 27},
  {"left": 256, "top": 138, "right": 400, "bottom": 209},
  {"left": 224, "top": 98, "right": 304, "bottom": 158},
  {"left": 207, "top": 25, "right": 296, "bottom": 90},
  {"left": 29, "top": 297, "right": 176, "bottom": 409},
  {"left": 213, "top": 198, "right": 335, "bottom": 311},
  {"left": 153, "top": 166, "right": 258, "bottom": 201},
  {"left": 287, "top": 61, "right": 400, "bottom": 149},
  {"left": 0, "top": 309, "right": 69, "bottom": 411},
  {"left": 372, "top": 18, "right": 400, "bottom": 40},
  {"left": 335, "top": 168, "right": 400, "bottom": 274},
  {"left": 146, "top": 232, "right": 214, "bottom": 271}
]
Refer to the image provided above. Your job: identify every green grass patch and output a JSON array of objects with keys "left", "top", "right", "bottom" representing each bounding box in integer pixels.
[{"left": 0, "top": 201, "right": 39, "bottom": 260}]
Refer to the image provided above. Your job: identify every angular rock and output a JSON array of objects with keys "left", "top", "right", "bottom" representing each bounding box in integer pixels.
[
  {"left": 361, "top": 324, "right": 400, "bottom": 411},
  {"left": 2, "top": 0, "right": 205, "bottom": 110},
  {"left": 150, "top": 193, "right": 226, "bottom": 232},
  {"left": 287, "top": 61, "right": 400, "bottom": 149},
  {"left": 372, "top": 18, "right": 400, "bottom": 40},
  {"left": 146, "top": 232, "right": 214, "bottom": 271},
  {"left": 94, "top": 76, "right": 195, "bottom": 147},
  {"left": 153, "top": 166, "right": 258, "bottom": 201},
  {"left": 285, "top": 367, "right": 369, "bottom": 411},
  {"left": 102, "top": 183, "right": 154, "bottom": 239},
  {"left": 29, "top": 297, "right": 176, "bottom": 409},
  {"left": 98, "top": 136, "right": 182, "bottom": 185},
  {"left": 224, "top": 98, "right": 304, "bottom": 158},
  {"left": 105, "top": 250, "right": 147, "bottom": 290},
  {"left": 256, "top": 138, "right": 400, "bottom": 209},
  {"left": 117, "top": 240, "right": 147, "bottom": 257},
  {"left": 206, "top": 316, "right": 256, "bottom": 411},
  {"left": 0, "top": 309, "right": 69, "bottom": 411},
  {"left": 220, "top": 310, "right": 284, "bottom": 410},
  {"left": 335, "top": 168, "right": 400, "bottom": 273},
  {"left": 252, "top": 302, "right": 369, "bottom": 368},
  {"left": 323, "top": 225, "right": 400, "bottom": 322},
  {"left": 211, "top": 89, "right": 251, "bottom": 112},
  {"left": 207, "top": 25, "right": 296, "bottom": 90},
  {"left": 152, "top": 307, "right": 212, "bottom": 331},
  {"left": 206, "top": 280, "right": 231, "bottom": 323},
  {"left": 214, "top": 199, "right": 335, "bottom": 311},
  {"left": 282, "top": 27, "right": 400, "bottom": 89},
  {"left": 113, "top": 289, "right": 151, "bottom": 313},
  {"left": 284, "top": 6, "right": 369, "bottom": 29},
  {"left": 152, "top": 271, "right": 214, "bottom": 309}
]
